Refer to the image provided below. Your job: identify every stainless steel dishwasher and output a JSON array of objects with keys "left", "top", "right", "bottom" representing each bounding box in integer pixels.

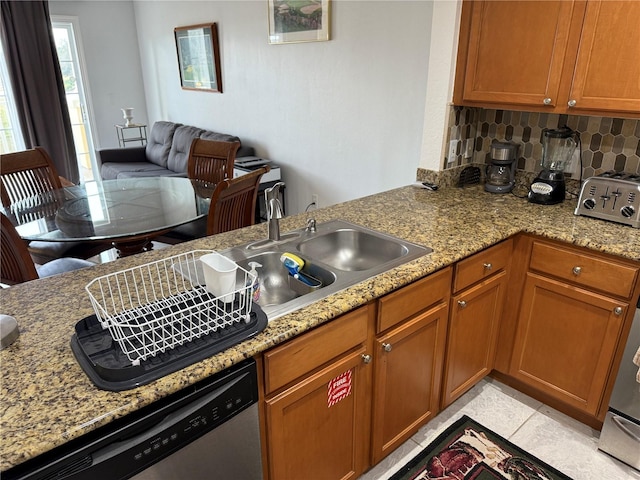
[
  {"left": 598, "top": 298, "right": 640, "bottom": 471},
  {"left": 4, "top": 358, "right": 263, "bottom": 480}
]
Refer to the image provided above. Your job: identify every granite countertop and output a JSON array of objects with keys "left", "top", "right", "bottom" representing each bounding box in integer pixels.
[{"left": 2, "top": 184, "right": 640, "bottom": 472}]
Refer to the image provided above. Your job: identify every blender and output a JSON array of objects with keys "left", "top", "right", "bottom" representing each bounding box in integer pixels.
[
  {"left": 528, "top": 126, "right": 579, "bottom": 205},
  {"left": 485, "top": 141, "right": 518, "bottom": 193}
]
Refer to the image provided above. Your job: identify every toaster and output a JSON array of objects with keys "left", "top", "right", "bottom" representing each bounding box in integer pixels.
[{"left": 575, "top": 171, "right": 640, "bottom": 228}]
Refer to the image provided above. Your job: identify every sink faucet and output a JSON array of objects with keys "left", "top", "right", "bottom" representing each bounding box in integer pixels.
[{"left": 265, "top": 182, "right": 285, "bottom": 241}]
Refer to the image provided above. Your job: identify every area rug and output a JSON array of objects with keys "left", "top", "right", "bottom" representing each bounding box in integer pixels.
[{"left": 390, "top": 415, "right": 572, "bottom": 480}]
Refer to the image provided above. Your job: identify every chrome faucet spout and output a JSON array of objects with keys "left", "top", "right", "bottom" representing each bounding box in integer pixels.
[{"left": 265, "top": 182, "right": 285, "bottom": 241}]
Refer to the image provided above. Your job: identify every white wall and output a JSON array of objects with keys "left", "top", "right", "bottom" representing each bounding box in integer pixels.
[
  {"left": 420, "top": 0, "right": 461, "bottom": 171},
  {"left": 133, "top": 0, "right": 433, "bottom": 213},
  {"left": 49, "top": 1, "right": 148, "bottom": 150}
]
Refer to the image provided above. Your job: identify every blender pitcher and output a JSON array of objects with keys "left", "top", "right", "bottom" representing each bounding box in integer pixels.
[
  {"left": 528, "top": 126, "right": 579, "bottom": 205},
  {"left": 541, "top": 126, "right": 579, "bottom": 172}
]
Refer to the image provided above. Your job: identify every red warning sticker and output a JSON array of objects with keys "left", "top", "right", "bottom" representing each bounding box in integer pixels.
[{"left": 328, "top": 370, "right": 352, "bottom": 407}]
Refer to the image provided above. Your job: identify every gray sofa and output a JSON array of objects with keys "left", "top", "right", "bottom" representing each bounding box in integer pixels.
[{"left": 97, "top": 121, "right": 254, "bottom": 180}]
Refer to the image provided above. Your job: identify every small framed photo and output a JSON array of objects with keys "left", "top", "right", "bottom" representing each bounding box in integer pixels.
[
  {"left": 174, "top": 23, "right": 222, "bottom": 92},
  {"left": 268, "top": 0, "right": 330, "bottom": 45}
]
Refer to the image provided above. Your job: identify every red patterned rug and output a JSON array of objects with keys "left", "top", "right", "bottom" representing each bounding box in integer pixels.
[{"left": 390, "top": 415, "right": 572, "bottom": 480}]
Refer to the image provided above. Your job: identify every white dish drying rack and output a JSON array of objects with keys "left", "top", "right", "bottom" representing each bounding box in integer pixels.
[{"left": 85, "top": 250, "right": 254, "bottom": 365}]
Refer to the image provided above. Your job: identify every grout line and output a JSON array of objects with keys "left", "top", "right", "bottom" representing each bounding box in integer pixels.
[{"left": 507, "top": 408, "right": 539, "bottom": 440}]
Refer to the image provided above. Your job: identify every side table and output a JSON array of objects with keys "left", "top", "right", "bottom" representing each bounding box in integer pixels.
[{"left": 115, "top": 124, "right": 147, "bottom": 147}]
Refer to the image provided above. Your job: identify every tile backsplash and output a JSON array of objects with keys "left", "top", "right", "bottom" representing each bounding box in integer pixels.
[{"left": 445, "top": 107, "right": 640, "bottom": 178}]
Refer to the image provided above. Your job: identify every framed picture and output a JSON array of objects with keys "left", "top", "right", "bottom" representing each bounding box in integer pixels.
[
  {"left": 268, "top": 0, "right": 330, "bottom": 44},
  {"left": 174, "top": 23, "right": 222, "bottom": 92}
]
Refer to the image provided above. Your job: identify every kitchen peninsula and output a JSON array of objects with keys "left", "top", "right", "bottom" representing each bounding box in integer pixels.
[{"left": 2, "top": 184, "right": 640, "bottom": 475}]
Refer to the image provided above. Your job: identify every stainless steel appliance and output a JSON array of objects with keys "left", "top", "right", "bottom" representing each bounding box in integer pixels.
[
  {"left": 598, "top": 300, "right": 640, "bottom": 471},
  {"left": 528, "top": 126, "right": 579, "bottom": 205},
  {"left": 485, "top": 142, "right": 518, "bottom": 194},
  {"left": 575, "top": 171, "right": 640, "bottom": 228},
  {"left": 4, "top": 358, "right": 263, "bottom": 480}
]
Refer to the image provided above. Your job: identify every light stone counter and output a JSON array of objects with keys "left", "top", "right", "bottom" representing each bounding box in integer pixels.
[{"left": 2, "top": 184, "right": 639, "bottom": 472}]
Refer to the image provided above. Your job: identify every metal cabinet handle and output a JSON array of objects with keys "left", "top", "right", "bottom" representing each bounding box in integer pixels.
[
  {"left": 614, "top": 307, "right": 623, "bottom": 316},
  {"left": 382, "top": 343, "right": 392, "bottom": 352},
  {"left": 568, "top": 99, "right": 577, "bottom": 107},
  {"left": 362, "top": 354, "right": 372, "bottom": 364},
  {"left": 572, "top": 266, "right": 582, "bottom": 276},
  {"left": 483, "top": 263, "right": 493, "bottom": 270},
  {"left": 543, "top": 97, "right": 552, "bottom": 105},
  {"left": 458, "top": 300, "right": 467, "bottom": 308}
]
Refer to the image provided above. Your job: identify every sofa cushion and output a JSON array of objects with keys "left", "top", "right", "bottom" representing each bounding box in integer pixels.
[
  {"left": 145, "top": 121, "right": 180, "bottom": 168},
  {"left": 102, "top": 161, "right": 171, "bottom": 180},
  {"left": 167, "top": 125, "right": 205, "bottom": 174}
]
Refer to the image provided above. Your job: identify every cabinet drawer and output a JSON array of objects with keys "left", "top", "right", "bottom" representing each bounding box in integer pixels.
[
  {"left": 529, "top": 241, "right": 639, "bottom": 298},
  {"left": 453, "top": 239, "right": 512, "bottom": 293},
  {"left": 263, "top": 305, "right": 371, "bottom": 394},
  {"left": 377, "top": 267, "right": 451, "bottom": 333}
]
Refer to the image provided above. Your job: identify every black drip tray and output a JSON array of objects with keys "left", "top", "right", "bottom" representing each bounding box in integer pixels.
[{"left": 71, "top": 304, "right": 268, "bottom": 391}]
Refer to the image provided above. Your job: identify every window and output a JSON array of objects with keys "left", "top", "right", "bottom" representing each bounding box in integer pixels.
[{"left": 0, "top": 41, "right": 25, "bottom": 154}]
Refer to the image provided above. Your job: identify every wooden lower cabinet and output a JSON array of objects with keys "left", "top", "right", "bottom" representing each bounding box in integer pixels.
[
  {"left": 442, "top": 270, "right": 507, "bottom": 408},
  {"left": 509, "top": 272, "right": 627, "bottom": 415},
  {"left": 265, "top": 346, "right": 371, "bottom": 480},
  {"left": 371, "top": 301, "right": 448, "bottom": 464},
  {"left": 262, "top": 305, "right": 373, "bottom": 480}
]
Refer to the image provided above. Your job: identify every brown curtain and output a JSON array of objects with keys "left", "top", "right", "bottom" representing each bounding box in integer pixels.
[{"left": 0, "top": 0, "right": 79, "bottom": 183}]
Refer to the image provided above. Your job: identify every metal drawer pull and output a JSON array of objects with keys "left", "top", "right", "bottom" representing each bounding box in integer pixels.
[
  {"left": 483, "top": 263, "right": 493, "bottom": 270},
  {"left": 382, "top": 343, "right": 392, "bottom": 352},
  {"left": 614, "top": 307, "right": 623, "bottom": 316},
  {"left": 568, "top": 99, "right": 577, "bottom": 107},
  {"left": 362, "top": 354, "right": 372, "bottom": 364},
  {"left": 543, "top": 97, "right": 552, "bottom": 105},
  {"left": 458, "top": 300, "right": 467, "bottom": 308},
  {"left": 572, "top": 266, "right": 582, "bottom": 276}
]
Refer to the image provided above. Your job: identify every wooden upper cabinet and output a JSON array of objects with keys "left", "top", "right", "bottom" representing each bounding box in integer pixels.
[
  {"left": 569, "top": 1, "right": 640, "bottom": 114},
  {"left": 459, "top": 0, "right": 576, "bottom": 108},
  {"left": 454, "top": 0, "right": 640, "bottom": 117}
]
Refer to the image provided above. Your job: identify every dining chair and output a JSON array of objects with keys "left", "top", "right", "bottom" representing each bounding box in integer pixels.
[
  {"left": 1, "top": 213, "right": 95, "bottom": 285},
  {"left": 187, "top": 138, "right": 241, "bottom": 185},
  {"left": 207, "top": 166, "right": 270, "bottom": 235},
  {"left": 156, "top": 166, "right": 270, "bottom": 244},
  {"left": 0, "top": 147, "right": 110, "bottom": 264}
]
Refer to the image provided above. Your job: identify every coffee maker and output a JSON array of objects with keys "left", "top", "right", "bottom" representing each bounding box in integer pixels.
[
  {"left": 528, "top": 126, "right": 579, "bottom": 205},
  {"left": 485, "top": 141, "right": 518, "bottom": 193}
]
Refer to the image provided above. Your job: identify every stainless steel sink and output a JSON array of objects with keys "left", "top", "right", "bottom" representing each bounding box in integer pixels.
[
  {"left": 222, "top": 219, "right": 431, "bottom": 321},
  {"left": 298, "top": 228, "right": 409, "bottom": 271},
  {"left": 235, "top": 251, "right": 336, "bottom": 308}
]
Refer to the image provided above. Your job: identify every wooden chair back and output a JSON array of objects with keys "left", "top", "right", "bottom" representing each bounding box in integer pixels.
[
  {"left": 187, "top": 139, "right": 241, "bottom": 185},
  {"left": 207, "top": 166, "right": 270, "bottom": 235},
  {"left": 0, "top": 147, "right": 64, "bottom": 207},
  {"left": 1, "top": 212, "right": 39, "bottom": 284}
]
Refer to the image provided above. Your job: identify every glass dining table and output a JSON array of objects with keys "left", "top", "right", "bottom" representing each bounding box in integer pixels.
[{"left": 1, "top": 177, "right": 214, "bottom": 257}]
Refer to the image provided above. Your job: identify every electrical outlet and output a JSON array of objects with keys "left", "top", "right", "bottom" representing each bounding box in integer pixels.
[
  {"left": 311, "top": 194, "right": 319, "bottom": 208},
  {"left": 448, "top": 140, "right": 457, "bottom": 163},
  {"left": 464, "top": 139, "right": 474, "bottom": 159}
]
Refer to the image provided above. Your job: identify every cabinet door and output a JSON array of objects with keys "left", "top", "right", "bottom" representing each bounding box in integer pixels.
[
  {"left": 265, "top": 348, "right": 371, "bottom": 480},
  {"left": 442, "top": 271, "right": 507, "bottom": 408},
  {"left": 569, "top": 0, "right": 640, "bottom": 113},
  {"left": 509, "top": 273, "right": 627, "bottom": 415},
  {"left": 460, "top": 1, "right": 576, "bottom": 107},
  {"left": 371, "top": 302, "right": 448, "bottom": 464}
]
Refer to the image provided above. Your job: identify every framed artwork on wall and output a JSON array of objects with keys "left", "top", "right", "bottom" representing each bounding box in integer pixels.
[
  {"left": 174, "top": 23, "right": 222, "bottom": 92},
  {"left": 268, "top": 0, "right": 330, "bottom": 44}
]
